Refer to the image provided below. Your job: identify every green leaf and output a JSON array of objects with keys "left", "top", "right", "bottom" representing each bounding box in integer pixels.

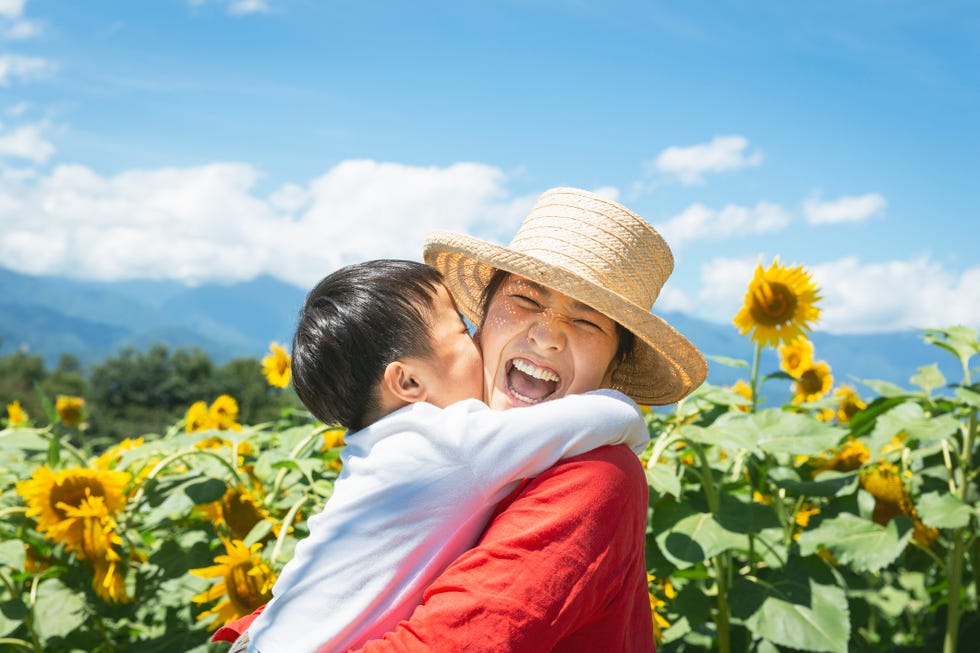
[
  {"left": 244, "top": 519, "right": 274, "bottom": 547},
  {"left": 858, "top": 379, "right": 910, "bottom": 398},
  {"left": 860, "top": 584, "right": 912, "bottom": 619},
  {"left": 923, "top": 326, "right": 979, "bottom": 371},
  {"left": 678, "top": 420, "right": 761, "bottom": 456},
  {"left": 0, "top": 540, "right": 25, "bottom": 571},
  {"left": 797, "top": 514, "right": 913, "bottom": 572},
  {"left": 0, "top": 597, "right": 28, "bottom": 637},
  {"left": 645, "top": 462, "right": 681, "bottom": 497},
  {"left": 868, "top": 401, "right": 960, "bottom": 455},
  {"left": 955, "top": 386, "right": 980, "bottom": 408},
  {"left": 732, "top": 564, "right": 850, "bottom": 653},
  {"left": 690, "top": 385, "right": 752, "bottom": 409},
  {"left": 654, "top": 511, "right": 746, "bottom": 569},
  {"left": 774, "top": 470, "right": 859, "bottom": 498},
  {"left": 705, "top": 354, "right": 750, "bottom": 369},
  {"left": 917, "top": 491, "right": 975, "bottom": 529},
  {"left": 183, "top": 477, "right": 228, "bottom": 504},
  {"left": 847, "top": 396, "right": 910, "bottom": 438},
  {"left": 0, "top": 429, "right": 50, "bottom": 451},
  {"left": 33, "top": 578, "right": 88, "bottom": 644},
  {"left": 716, "top": 492, "right": 781, "bottom": 534},
  {"left": 751, "top": 410, "right": 847, "bottom": 456},
  {"left": 909, "top": 363, "right": 946, "bottom": 397}
]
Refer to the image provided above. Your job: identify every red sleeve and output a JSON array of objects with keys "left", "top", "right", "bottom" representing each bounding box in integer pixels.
[
  {"left": 350, "top": 445, "right": 653, "bottom": 653},
  {"left": 211, "top": 603, "right": 266, "bottom": 643}
]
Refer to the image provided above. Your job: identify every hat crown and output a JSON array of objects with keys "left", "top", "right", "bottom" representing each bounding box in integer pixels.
[{"left": 507, "top": 188, "right": 674, "bottom": 311}]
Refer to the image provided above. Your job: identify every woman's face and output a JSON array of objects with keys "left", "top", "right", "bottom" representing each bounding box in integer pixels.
[{"left": 478, "top": 275, "right": 621, "bottom": 410}]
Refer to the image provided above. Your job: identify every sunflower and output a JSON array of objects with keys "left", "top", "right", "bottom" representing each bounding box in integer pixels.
[
  {"left": 729, "top": 380, "right": 753, "bottom": 412},
  {"left": 647, "top": 574, "right": 675, "bottom": 644},
  {"left": 793, "top": 503, "right": 821, "bottom": 540},
  {"left": 16, "top": 466, "right": 133, "bottom": 603},
  {"left": 16, "top": 466, "right": 130, "bottom": 552},
  {"left": 733, "top": 258, "right": 822, "bottom": 348},
  {"left": 186, "top": 401, "right": 212, "bottom": 433},
  {"left": 321, "top": 427, "right": 347, "bottom": 452},
  {"left": 834, "top": 385, "right": 867, "bottom": 423},
  {"left": 860, "top": 462, "right": 938, "bottom": 548},
  {"left": 191, "top": 538, "right": 276, "bottom": 629},
  {"left": 6, "top": 400, "right": 28, "bottom": 427},
  {"left": 791, "top": 361, "right": 833, "bottom": 404},
  {"left": 779, "top": 338, "right": 814, "bottom": 378},
  {"left": 202, "top": 485, "right": 272, "bottom": 541},
  {"left": 262, "top": 342, "right": 292, "bottom": 388},
  {"left": 209, "top": 395, "right": 242, "bottom": 432},
  {"left": 56, "top": 395, "right": 86, "bottom": 427},
  {"left": 808, "top": 437, "right": 870, "bottom": 476}
]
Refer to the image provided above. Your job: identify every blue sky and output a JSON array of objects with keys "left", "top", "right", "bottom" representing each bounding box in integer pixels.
[{"left": 0, "top": 0, "right": 977, "bottom": 334}]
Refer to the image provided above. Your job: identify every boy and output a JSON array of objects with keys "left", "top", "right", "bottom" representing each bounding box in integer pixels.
[{"left": 243, "top": 259, "right": 648, "bottom": 653}]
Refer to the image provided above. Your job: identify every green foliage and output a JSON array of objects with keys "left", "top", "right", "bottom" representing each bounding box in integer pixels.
[
  {"left": 0, "top": 327, "right": 977, "bottom": 651},
  {"left": 647, "top": 325, "right": 980, "bottom": 653}
]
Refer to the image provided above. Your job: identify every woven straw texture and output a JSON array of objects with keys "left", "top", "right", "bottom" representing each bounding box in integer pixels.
[{"left": 424, "top": 187, "right": 707, "bottom": 405}]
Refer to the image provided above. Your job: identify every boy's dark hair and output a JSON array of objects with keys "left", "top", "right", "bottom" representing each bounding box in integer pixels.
[
  {"left": 291, "top": 260, "right": 443, "bottom": 431},
  {"left": 479, "top": 269, "right": 635, "bottom": 365}
]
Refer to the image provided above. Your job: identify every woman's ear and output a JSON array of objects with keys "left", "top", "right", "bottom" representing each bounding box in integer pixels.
[{"left": 381, "top": 360, "right": 428, "bottom": 404}]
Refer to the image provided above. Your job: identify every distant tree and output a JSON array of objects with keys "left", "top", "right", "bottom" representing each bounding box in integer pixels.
[
  {"left": 86, "top": 345, "right": 297, "bottom": 441},
  {"left": 213, "top": 357, "right": 298, "bottom": 425},
  {"left": 40, "top": 354, "right": 89, "bottom": 400},
  {"left": 0, "top": 350, "right": 48, "bottom": 419}
]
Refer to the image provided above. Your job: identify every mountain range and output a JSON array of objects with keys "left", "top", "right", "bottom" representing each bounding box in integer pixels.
[{"left": 0, "top": 266, "right": 964, "bottom": 398}]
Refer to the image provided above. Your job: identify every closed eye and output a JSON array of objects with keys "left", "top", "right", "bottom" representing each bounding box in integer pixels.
[
  {"left": 511, "top": 294, "right": 542, "bottom": 310},
  {"left": 575, "top": 318, "right": 603, "bottom": 332}
]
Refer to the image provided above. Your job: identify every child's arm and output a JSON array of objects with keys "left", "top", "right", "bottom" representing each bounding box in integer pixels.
[{"left": 449, "top": 389, "right": 648, "bottom": 492}]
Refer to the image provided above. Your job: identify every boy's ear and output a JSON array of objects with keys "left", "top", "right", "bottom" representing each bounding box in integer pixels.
[{"left": 380, "top": 360, "right": 428, "bottom": 404}]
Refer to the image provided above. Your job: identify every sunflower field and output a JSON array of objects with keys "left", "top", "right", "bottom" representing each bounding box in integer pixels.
[{"left": 2, "top": 260, "right": 978, "bottom": 653}]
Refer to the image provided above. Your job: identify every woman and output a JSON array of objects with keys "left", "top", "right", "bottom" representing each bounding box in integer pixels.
[{"left": 353, "top": 187, "right": 706, "bottom": 652}]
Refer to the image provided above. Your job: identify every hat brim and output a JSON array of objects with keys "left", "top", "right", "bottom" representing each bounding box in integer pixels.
[{"left": 424, "top": 230, "right": 708, "bottom": 405}]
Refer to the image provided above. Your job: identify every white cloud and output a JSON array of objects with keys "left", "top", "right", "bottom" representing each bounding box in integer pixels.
[
  {"left": 656, "top": 201, "right": 790, "bottom": 247},
  {"left": 4, "top": 19, "right": 41, "bottom": 39},
  {"left": 651, "top": 135, "right": 763, "bottom": 185},
  {"left": 0, "top": 0, "right": 24, "bottom": 19},
  {"left": 0, "top": 159, "right": 524, "bottom": 287},
  {"left": 0, "top": 54, "right": 54, "bottom": 85},
  {"left": 694, "top": 255, "right": 761, "bottom": 324},
  {"left": 229, "top": 0, "right": 271, "bottom": 15},
  {"left": 812, "top": 256, "right": 980, "bottom": 333},
  {"left": 692, "top": 254, "right": 980, "bottom": 333},
  {"left": 188, "top": 0, "right": 272, "bottom": 15},
  {"left": 0, "top": 121, "right": 54, "bottom": 162},
  {"left": 804, "top": 191, "right": 887, "bottom": 225}
]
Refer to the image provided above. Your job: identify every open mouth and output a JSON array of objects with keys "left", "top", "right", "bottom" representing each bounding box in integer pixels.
[{"left": 506, "top": 357, "right": 561, "bottom": 405}]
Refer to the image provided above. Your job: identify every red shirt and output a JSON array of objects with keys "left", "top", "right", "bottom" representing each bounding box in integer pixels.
[{"left": 215, "top": 445, "right": 653, "bottom": 652}]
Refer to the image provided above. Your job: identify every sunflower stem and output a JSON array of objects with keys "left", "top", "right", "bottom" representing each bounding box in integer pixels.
[
  {"left": 749, "top": 342, "right": 763, "bottom": 412},
  {"left": 693, "top": 442, "right": 730, "bottom": 653},
  {"left": 25, "top": 575, "right": 42, "bottom": 653},
  {"left": 944, "top": 404, "right": 977, "bottom": 653},
  {"left": 0, "top": 506, "right": 28, "bottom": 520},
  {"left": 271, "top": 493, "right": 309, "bottom": 565},
  {"left": 34, "top": 428, "right": 88, "bottom": 467},
  {"left": 0, "top": 638, "right": 35, "bottom": 651},
  {"left": 269, "top": 424, "right": 328, "bottom": 504}
]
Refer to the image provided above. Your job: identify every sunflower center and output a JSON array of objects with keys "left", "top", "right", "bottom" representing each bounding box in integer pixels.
[
  {"left": 50, "top": 478, "right": 105, "bottom": 519},
  {"left": 226, "top": 560, "right": 272, "bottom": 615},
  {"left": 223, "top": 492, "right": 264, "bottom": 540},
  {"left": 749, "top": 281, "right": 798, "bottom": 327},
  {"left": 796, "top": 369, "right": 823, "bottom": 395}
]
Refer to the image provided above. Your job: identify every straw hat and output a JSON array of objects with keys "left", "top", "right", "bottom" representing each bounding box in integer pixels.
[{"left": 423, "top": 187, "right": 707, "bottom": 405}]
